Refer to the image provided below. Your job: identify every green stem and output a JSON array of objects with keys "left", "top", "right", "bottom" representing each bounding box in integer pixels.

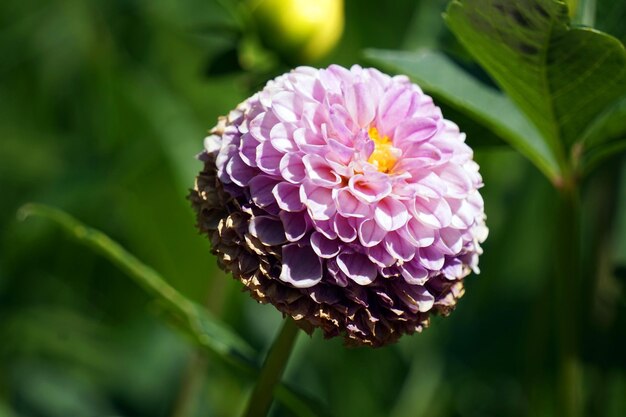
[
  {"left": 555, "top": 181, "right": 583, "bottom": 417},
  {"left": 242, "top": 318, "right": 300, "bottom": 417}
]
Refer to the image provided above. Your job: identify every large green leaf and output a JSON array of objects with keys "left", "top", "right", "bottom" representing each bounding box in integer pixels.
[
  {"left": 445, "top": 0, "right": 626, "bottom": 180},
  {"left": 17, "top": 203, "right": 256, "bottom": 372},
  {"left": 364, "top": 49, "right": 559, "bottom": 179}
]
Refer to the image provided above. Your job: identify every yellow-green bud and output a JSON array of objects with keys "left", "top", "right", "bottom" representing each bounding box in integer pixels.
[{"left": 250, "top": 0, "right": 344, "bottom": 63}]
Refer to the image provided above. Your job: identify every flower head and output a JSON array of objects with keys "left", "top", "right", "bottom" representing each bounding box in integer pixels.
[{"left": 190, "top": 65, "right": 487, "bottom": 347}]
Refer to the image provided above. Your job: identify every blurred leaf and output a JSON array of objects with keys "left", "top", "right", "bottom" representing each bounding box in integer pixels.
[
  {"left": 17, "top": 203, "right": 257, "bottom": 372},
  {"left": 365, "top": 49, "right": 558, "bottom": 179},
  {"left": 204, "top": 47, "right": 242, "bottom": 76},
  {"left": 274, "top": 384, "right": 335, "bottom": 417},
  {"left": 445, "top": 0, "right": 626, "bottom": 180},
  {"left": 596, "top": 0, "right": 626, "bottom": 43},
  {"left": 16, "top": 204, "right": 333, "bottom": 417},
  {"left": 579, "top": 96, "right": 626, "bottom": 173}
]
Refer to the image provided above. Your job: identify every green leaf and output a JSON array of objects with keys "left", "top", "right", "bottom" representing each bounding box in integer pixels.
[
  {"left": 579, "top": 95, "right": 626, "bottom": 173},
  {"left": 364, "top": 49, "right": 559, "bottom": 179},
  {"left": 17, "top": 203, "right": 257, "bottom": 372},
  {"left": 445, "top": 0, "right": 626, "bottom": 180}
]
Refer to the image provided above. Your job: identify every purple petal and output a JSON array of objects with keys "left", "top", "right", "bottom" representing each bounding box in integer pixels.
[
  {"left": 336, "top": 252, "right": 378, "bottom": 285},
  {"left": 384, "top": 231, "right": 416, "bottom": 261},
  {"left": 310, "top": 231, "right": 341, "bottom": 258},
  {"left": 248, "top": 216, "right": 287, "bottom": 245},
  {"left": 272, "top": 182, "right": 304, "bottom": 212},
  {"left": 239, "top": 133, "right": 260, "bottom": 167},
  {"left": 358, "top": 218, "right": 386, "bottom": 247},
  {"left": 396, "top": 285, "right": 435, "bottom": 313},
  {"left": 279, "top": 211, "right": 309, "bottom": 242},
  {"left": 374, "top": 197, "right": 409, "bottom": 231},
  {"left": 249, "top": 175, "right": 279, "bottom": 208},
  {"left": 256, "top": 141, "right": 283, "bottom": 175},
  {"left": 301, "top": 184, "right": 336, "bottom": 221},
  {"left": 249, "top": 111, "right": 278, "bottom": 142},
  {"left": 313, "top": 218, "right": 338, "bottom": 240},
  {"left": 279, "top": 243, "right": 322, "bottom": 288},
  {"left": 417, "top": 245, "right": 445, "bottom": 270},
  {"left": 400, "top": 260, "right": 428, "bottom": 285},
  {"left": 333, "top": 215, "right": 357, "bottom": 242},
  {"left": 367, "top": 243, "right": 395, "bottom": 267},
  {"left": 226, "top": 153, "right": 256, "bottom": 187},
  {"left": 442, "top": 257, "right": 465, "bottom": 279}
]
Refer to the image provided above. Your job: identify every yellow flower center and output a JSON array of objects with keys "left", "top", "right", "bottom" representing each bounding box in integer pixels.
[{"left": 367, "top": 127, "right": 398, "bottom": 173}]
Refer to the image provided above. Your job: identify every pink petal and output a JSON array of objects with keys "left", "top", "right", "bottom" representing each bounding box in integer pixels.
[
  {"left": 358, "top": 218, "right": 386, "bottom": 247},
  {"left": 374, "top": 197, "right": 409, "bottom": 231},
  {"left": 301, "top": 184, "right": 336, "bottom": 221},
  {"left": 272, "top": 91, "right": 301, "bottom": 123},
  {"left": 279, "top": 153, "right": 306, "bottom": 184},
  {"left": 270, "top": 123, "right": 296, "bottom": 152},
  {"left": 411, "top": 196, "right": 452, "bottom": 228},
  {"left": 376, "top": 86, "right": 414, "bottom": 134},
  {"left": 335, "top": 188, "right": 370, "bottom": 218},
  {"left": 437, "top": 228, "right": 464, "bottom": 255},
  {"left": 345, "top": 82, "right": 376, "bottom": 128},
  {"left": 302, "top": 154, "right": 341, "bottom": 186},
  {"left": 403, "top": 218, "right": 436, "bottom": 247},
  {"left": 348, "top": 174, "right": 391, "bottom": 203},
  {"left": 394, "top": 117, "right": 438, "bottom": 146},
  {"left": 437, "top": 164, "right": 473, "bottom": 198}
]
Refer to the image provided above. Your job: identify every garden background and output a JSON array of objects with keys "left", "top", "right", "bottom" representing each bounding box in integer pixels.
[{"left": 1, "top": 0, "right": 626, "bottom": 416}]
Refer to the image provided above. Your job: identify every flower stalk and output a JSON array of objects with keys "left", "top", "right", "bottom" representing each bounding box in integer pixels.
[
  {"left": 242, "top": 318, "right": 300, "bottom": 417},
  {"left": 555, "top": 179, "right": 582, "bottom": 417}
]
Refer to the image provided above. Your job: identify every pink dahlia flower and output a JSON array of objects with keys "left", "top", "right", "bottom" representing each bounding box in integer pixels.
[{"left": 190, "top": 65, "right": 487, "bottom": 346}]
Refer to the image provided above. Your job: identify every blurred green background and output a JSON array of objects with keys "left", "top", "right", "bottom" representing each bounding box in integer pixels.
[{"left": 1, "top": 0, "right": 625, "bottom": 416}]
